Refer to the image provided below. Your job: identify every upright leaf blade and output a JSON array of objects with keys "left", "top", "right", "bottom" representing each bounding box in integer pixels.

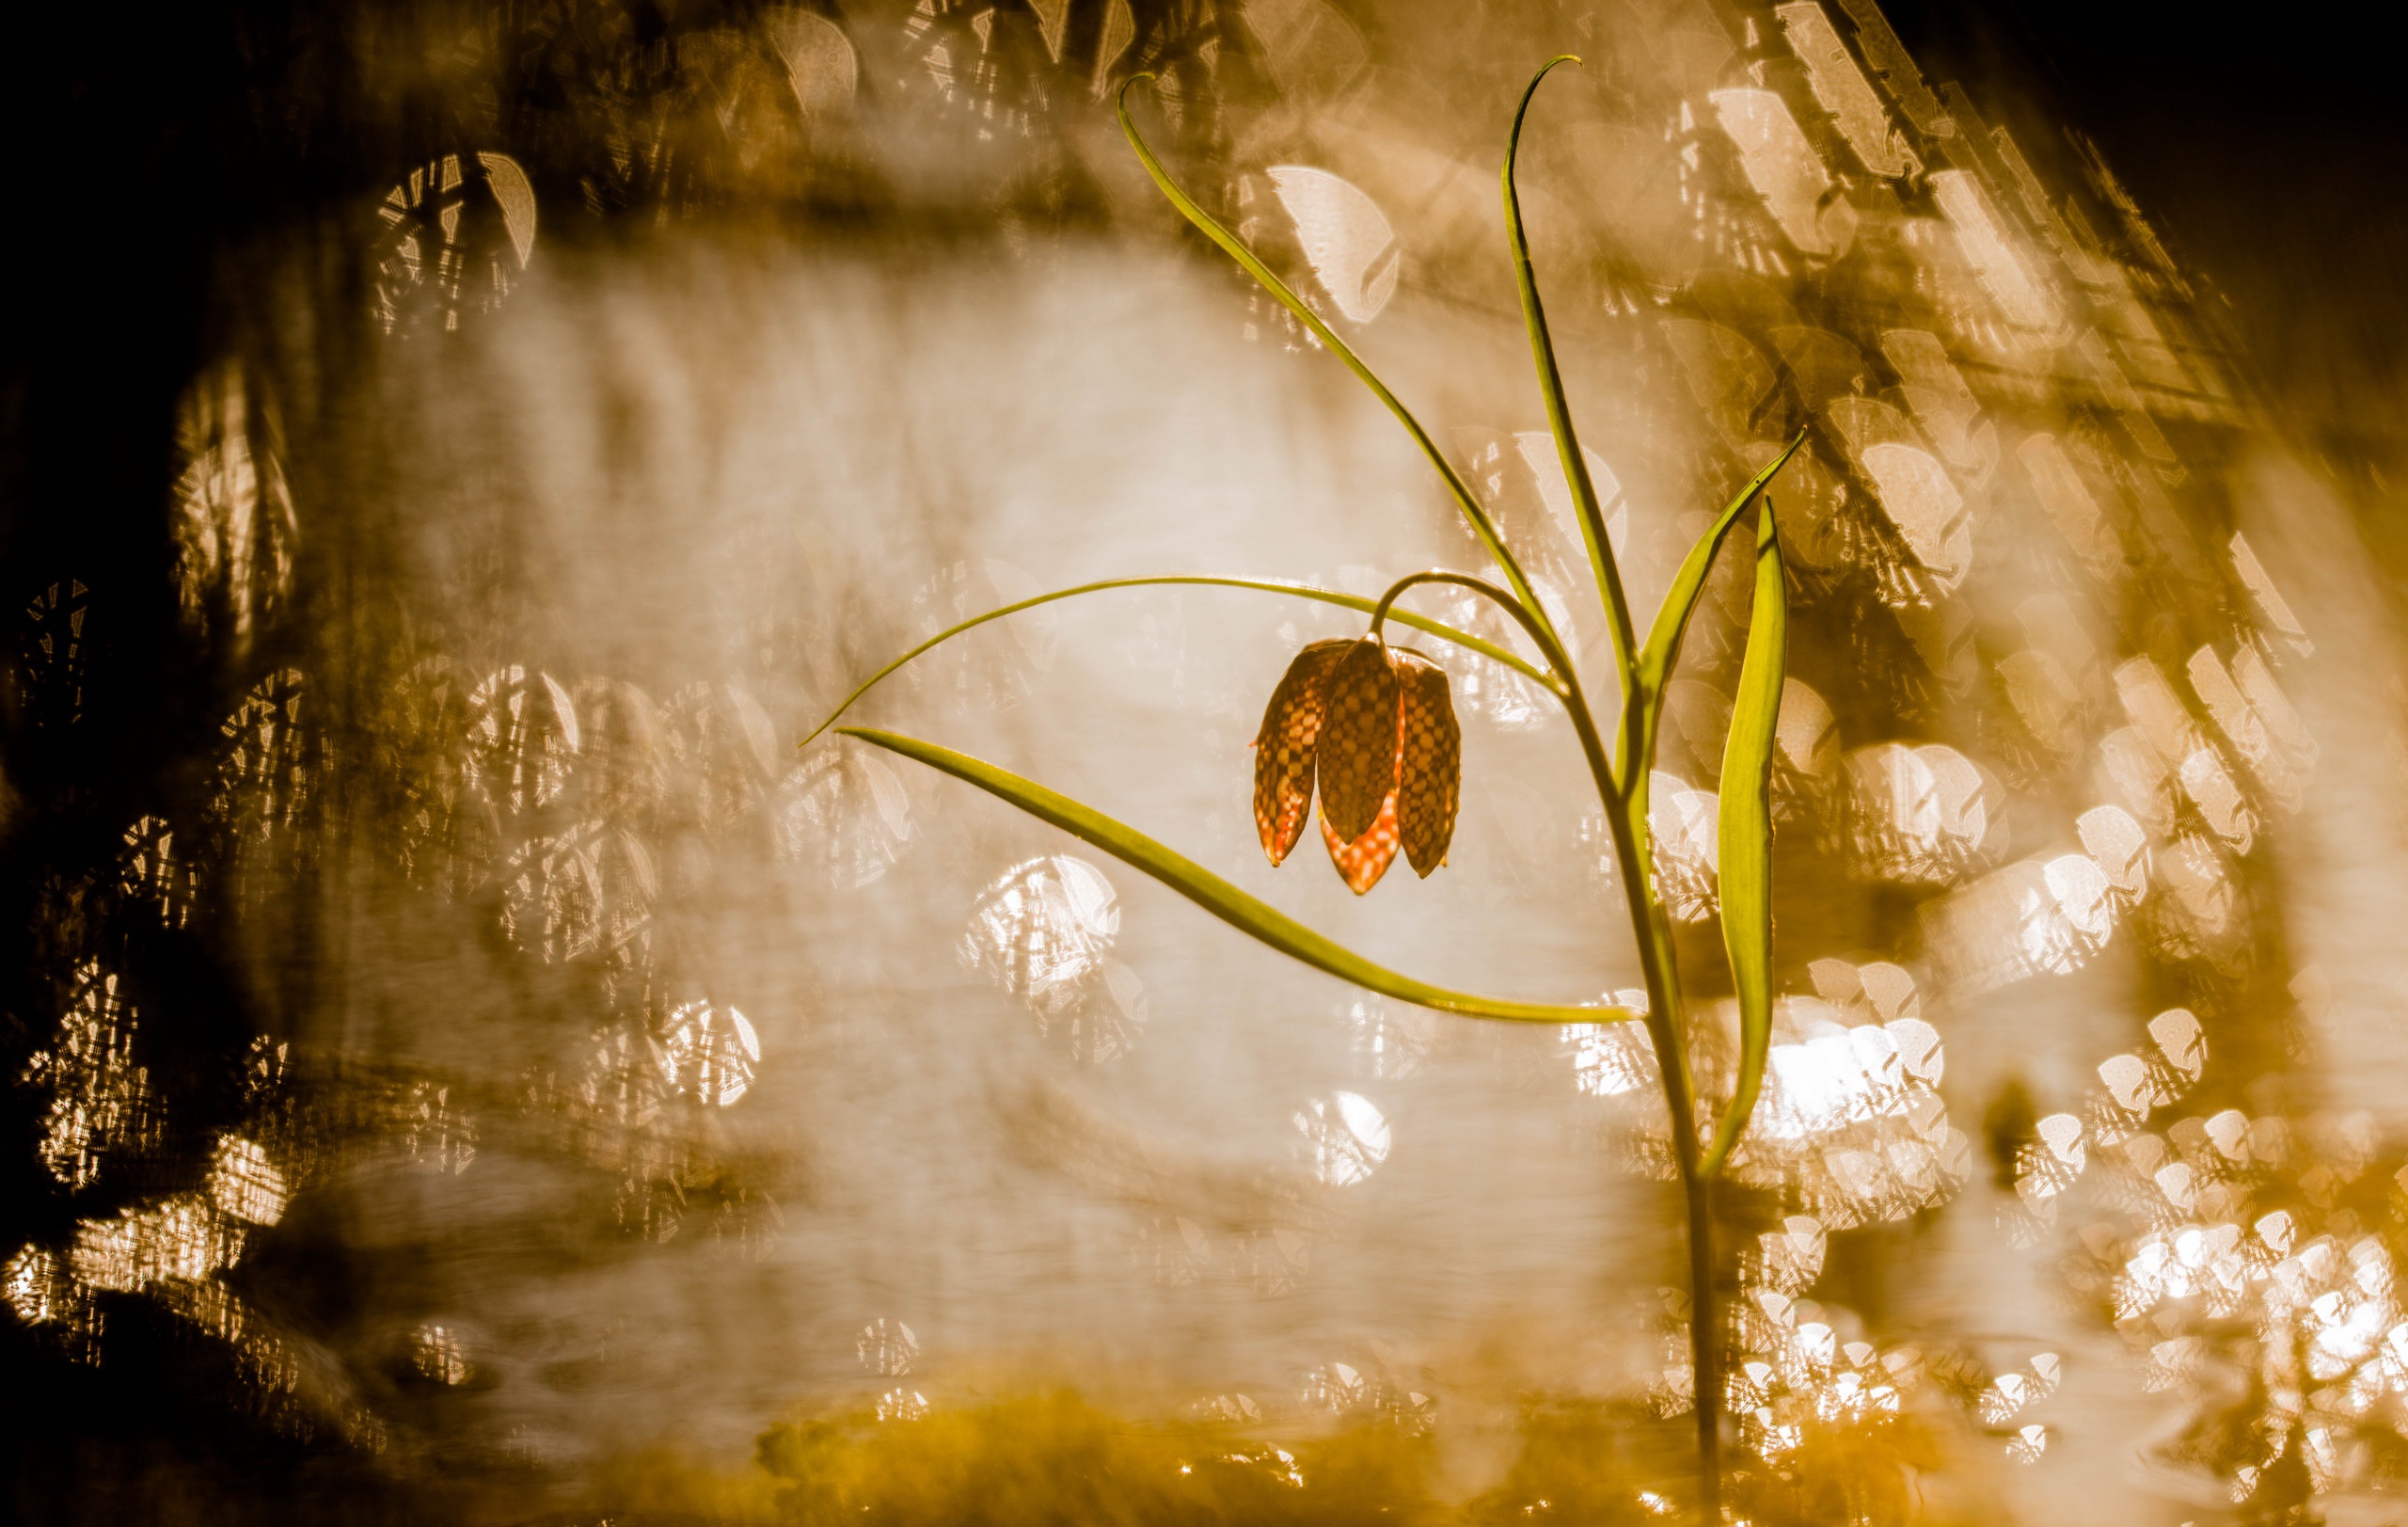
[
  {"left": 839, "top": 725, "right": 1636, "bottom": 1028},
  {"left": 1700, "top": 501, "right": 1785, "bottom": 1178},
  {"left": 1504, "top": 56, "right": 1638, "bottom": 678},
  {"left": 1634, "top": 435, "right": 1804, "bottom": 702}
]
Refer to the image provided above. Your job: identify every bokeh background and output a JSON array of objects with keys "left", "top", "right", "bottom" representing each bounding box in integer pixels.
[{"left": 4, "top": 1, "right": 2405, "bottom": 1521}]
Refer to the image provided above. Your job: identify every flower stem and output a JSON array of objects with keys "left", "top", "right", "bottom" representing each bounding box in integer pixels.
[{"left": 1687, "top": 1172, "right": 1721, "bottom": 1522}]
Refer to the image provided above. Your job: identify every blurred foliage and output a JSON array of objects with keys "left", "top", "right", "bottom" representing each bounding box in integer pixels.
[
  {"left": 625, "top": 1387, "right": 1990, "bottom": 1527},
  {"left": 755, "top": 1391, "right": 1441, "bottom": 1526}
]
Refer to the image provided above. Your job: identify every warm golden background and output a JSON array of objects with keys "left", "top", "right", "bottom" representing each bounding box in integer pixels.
[{"left": 4, "top": 1, "right": 2404, "bottom": 1521}]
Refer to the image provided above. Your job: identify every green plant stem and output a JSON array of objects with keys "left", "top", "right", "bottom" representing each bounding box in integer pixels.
[
  {"left": 1368, "top": 570, "right": 1571, "bottom": 697},
  {"left": 1601, "top": 698, "right": 1717, "bottom": 1521},
  {"left": 1498, "top": 103, "right": 1717, "bottom": 1477},
  {"left": 1593, "top": 454, "right": 1794, "bottom": 1524},
  {"left": 1342, "top": 558, "right": 1721, "bottom": 1506},
  {"left": 1588, "top": 680, "right": 1714, "bottom": 1522},
  {"left": 1343, "top": 567, "right": 1719, "bottom": 1494},
  {"left": 1687, "top": 1173, "right": 1720, "bottom": 1515},
  {"left": 1360, "top": 582, "right": 1694, "bottom": 1253},
  {"left": 1378, "top": 511, "right": 1719, "bottom": 1515}
]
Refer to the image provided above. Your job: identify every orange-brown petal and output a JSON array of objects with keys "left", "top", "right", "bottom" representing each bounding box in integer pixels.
[
  {"left": 1316, "top": 638, "right": 1401, "bottom": 844},
  {"left": 1251, "top": 639, "right": 1350, "bottom": 866},
  {"left": 1394, "top": 650, "right": 1461, "bottom": 877},
  {"left": 1321, "top": 783, "right": 1402, "bottom": 895}
]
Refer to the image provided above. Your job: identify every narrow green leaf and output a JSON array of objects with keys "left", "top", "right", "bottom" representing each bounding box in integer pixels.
[
  {"left": 1700, "top": 501, "right": 1785, "bottom": 1179},
  {"left": 1504, "top": 56, "right": 1638, "bottom": 679},
  {"left": 840, "top": 725, "right": 1637, "bottom": 1028},
  {"left": 1633, "top": 435, "right": 1805, "bottom": 702},
  {"left": 1114, "top": 77, "right": 1561, "bottom": 651},
  {"left": 799, "top": 574, "right": 1553, "bottom": 748}
]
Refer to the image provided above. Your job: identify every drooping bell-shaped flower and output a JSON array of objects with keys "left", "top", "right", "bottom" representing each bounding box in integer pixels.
[{"left": 1250, "top": 634, "right": 1461, "bottom": 895}]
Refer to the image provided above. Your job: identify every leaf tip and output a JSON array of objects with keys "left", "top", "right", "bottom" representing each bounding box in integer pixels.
[{"left": 1114, "top": 72, "right": 1160, "bottom": 127}]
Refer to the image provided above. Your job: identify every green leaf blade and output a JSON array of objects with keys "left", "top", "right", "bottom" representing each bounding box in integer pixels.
[
  {"left": 1700, "top": 501, "right": 1785, "bottom": 1179},
  {"left": 840, "top": 725, "right": 1636, "bottom": 1029},
  {"left": 1503, "top": 56, "right": 1638, "bottom": 678},
  {"left": 798, "top": 574, "right": 1554, "bottom": 748},
  {"left": 1634, "top": 434, "right": 1805, "bottom": 702},
  {"left": 1114, "top": 78, "right": 1561, "bottom": 654}
]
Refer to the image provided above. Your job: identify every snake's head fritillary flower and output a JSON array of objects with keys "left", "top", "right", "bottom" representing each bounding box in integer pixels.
[{"left": 1252, "top": 635, "right": 1461, "bottom": 895}]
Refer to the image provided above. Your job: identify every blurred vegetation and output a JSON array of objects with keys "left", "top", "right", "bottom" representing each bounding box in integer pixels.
[
  {"left": 754, "top": 1391, "right": 1443, "bottom": 1527},
  {"left": 555, "top": 1386, "right": 1986, "bottom": 1526}
]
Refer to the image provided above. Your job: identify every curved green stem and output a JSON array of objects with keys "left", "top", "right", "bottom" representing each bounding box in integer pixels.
[
  {"left": 1115, "top": 76, "right": 1567, "bottom": 660},
  {"left": 1369, "top": 570, "right": 1571, "bottom": 697},
  {"left": 798, "top": 574, "right": 1552, "bottom": 749},
  {"left": 1504, "top": 56, "right": 1640, "bottom": 680}
]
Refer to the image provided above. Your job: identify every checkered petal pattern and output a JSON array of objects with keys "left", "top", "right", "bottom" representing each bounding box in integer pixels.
[
  {"left": 1251, "top": 639, "right": 1351, "bottom": 866},
  {"left": 1394, "top": 650, "right": 1461, "bottom": 877},
  {"left": 1316, "top": 638, "right": 1401, "bottom": 844},
  {"left": 1321, "top": 778, "right": 1402, "bottom": 895}
]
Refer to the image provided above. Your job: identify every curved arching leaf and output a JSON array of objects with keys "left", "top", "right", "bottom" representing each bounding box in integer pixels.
[
  {"left": 1504, "top": 56, "right": 1638, "bottom": 677},
  {"left": 800, "top": 574, "right": 1552, "bottom": 748},
  {"left": 1114, "top": 78, "right": 1561, "bottom": 651},
  {"left": 1700, "top": 501, "right": 1785, "bottom": 1179},
  {"left": 840, "top": 725, "right": 1637, "bottom": 1028}
]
